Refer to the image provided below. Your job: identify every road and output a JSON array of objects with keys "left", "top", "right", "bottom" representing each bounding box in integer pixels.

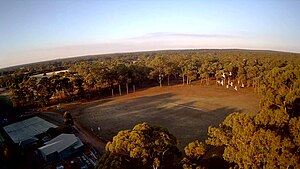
[{"left": 73, "top": 120, "right": 106, "bottom": 154}]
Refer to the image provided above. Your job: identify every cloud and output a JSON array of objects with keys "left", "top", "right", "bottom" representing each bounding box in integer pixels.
[
  {"left": 0, "top": 33, "right": 241, "bottom": 68},
  {"left": 3, "top": 32, "right": 299, "bottom": 69},
  {"left": 132, "top": 32, "right": 236, "bottom": 40}
]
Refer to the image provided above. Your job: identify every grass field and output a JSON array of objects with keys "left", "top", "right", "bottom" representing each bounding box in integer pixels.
[{"left": 63, "top": 82, "right": 260, "bottom": 149}]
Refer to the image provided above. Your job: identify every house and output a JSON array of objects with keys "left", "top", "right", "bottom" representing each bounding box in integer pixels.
[{"left": 38, "top": 133, "right": 84, "bottom": 162}]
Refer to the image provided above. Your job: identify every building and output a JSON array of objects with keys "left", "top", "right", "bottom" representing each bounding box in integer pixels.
[
  {"left": 38, "top": 133, "right": 84, "bottom": 162},
  {"left": 3, "top": 116, "right": 57, "bottom": 146}
]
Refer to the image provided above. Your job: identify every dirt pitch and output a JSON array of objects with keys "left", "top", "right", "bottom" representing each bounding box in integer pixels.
[{"left": 63, "top": 83, "right": 260, "bottom": 149}]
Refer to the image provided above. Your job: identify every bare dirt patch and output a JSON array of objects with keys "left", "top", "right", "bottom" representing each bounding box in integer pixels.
[{"left": 60, "top": 83, "right": 260, "bottom": 149}]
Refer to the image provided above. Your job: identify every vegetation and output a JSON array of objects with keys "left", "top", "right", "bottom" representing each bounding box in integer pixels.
[
  {"left": 63, "top": 111, "right": 74, "bottom": 126},
  {"left": 0, "top": 95, "right": 13, "bottom": 114},
  {"left": 94, "top": 50, "right": 299, "bottom": 168},
  {"left": 181, "top": 140, "right": 206, "bottom": 169},
  {"left": 2, "top": 49, "right": 300, "bottom": 110},
  {"left": 97, "top": 123, "right": 179, "bottom": 169},
  {"left": 1, "top": 49, "right": 300, "bottom": 168},
  {"left": 206, "top": 64, "right": 300, "bottom": 168}
]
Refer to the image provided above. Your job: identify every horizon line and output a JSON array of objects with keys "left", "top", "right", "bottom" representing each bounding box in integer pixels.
[{"left": 1, "top": 48, "right": 299, "bottom": 70}]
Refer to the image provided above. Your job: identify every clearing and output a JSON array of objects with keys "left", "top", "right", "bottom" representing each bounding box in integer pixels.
[{"left": 60, "top": 82, "right": 260, "bottom": 149}]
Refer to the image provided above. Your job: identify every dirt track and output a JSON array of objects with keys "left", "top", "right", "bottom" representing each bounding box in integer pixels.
[{"left": 39, "top": 111, "right": 106, "bottom": 154}]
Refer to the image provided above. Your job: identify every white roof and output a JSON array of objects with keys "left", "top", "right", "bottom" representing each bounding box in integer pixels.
[
  {"left": 38, "top": 133, "right": 83, "bottom": 156},
  {"left": 3, "top": 116, "right": 57, "bottom": 143}
]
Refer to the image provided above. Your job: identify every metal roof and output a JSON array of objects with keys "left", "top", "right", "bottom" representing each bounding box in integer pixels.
[
  {"left": 3, "top": 116, "right": 57, "bottom": 144},
  {"left": 38, "top": 133, "right": 83, "bottom": 156}
]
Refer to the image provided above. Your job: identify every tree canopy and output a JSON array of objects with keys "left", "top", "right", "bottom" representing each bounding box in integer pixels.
[
  {"left": 3, "top": 49, "right": 300, "bottom": 109},
  {"left": 98, "top": 123, "right": 179, "bottom": 169},
  {"left": 205, "top": 64, "right": 300, "bottom": 169}
]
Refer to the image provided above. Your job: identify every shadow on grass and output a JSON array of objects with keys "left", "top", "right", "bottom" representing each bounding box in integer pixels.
[{"left": 78, "top": 93, "right": 240, "bottom": 150}]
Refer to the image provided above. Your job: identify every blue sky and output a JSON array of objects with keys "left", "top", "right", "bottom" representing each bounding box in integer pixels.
[{"left": 0, "top": 0, "right": 300, "bottom": 68}]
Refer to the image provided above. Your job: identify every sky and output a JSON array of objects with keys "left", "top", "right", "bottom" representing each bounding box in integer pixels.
[{"left": 0, "top": 0, "right": 300, "bottom": 68}]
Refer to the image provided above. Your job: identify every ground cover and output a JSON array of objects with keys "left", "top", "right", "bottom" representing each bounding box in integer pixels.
[{"left": 60, "top": 82, "right": 259, "bottom": 149}]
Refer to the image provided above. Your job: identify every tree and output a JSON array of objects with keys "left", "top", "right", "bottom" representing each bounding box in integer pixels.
[
  {"left": 148, "top": 55, "right": 167, "bottom": 87},
  {"left": 61, "top": 77, "right": 74, "bottom": 99},
  {"left": 173, "top": 54, "right": 188, "bottom": 85},
  {"left": 206, "top": 111, "right": 300, "bottom": 169},
  {"left": 182, "top": 140, "right": 206, "bottom": 169},
  {"left": 101, "top": 123, "right": 179, "bottom": 169},
  {"left": 70, "top": 62, "right": 95, "bottom": 98},
  {"left": 96, "top": 152, "right": 135, "bottom": 169},
  {"left": 237, "top": 61, "right": 247, "bottom": 86},
  {"left": 50, "top": 74, "right": 63, "bottom": 102},
  {"left": 9, "top": 83, "right": 25, "bottom": 108},
  {"left": 22, "top": 77, "right": 38, "bottom": 106},
  {"left": 37, "top": 77, "right": 54, "bottom": 106},
  {"left": 161, "top": 55, "right": 178, "bottom": 86},
  {"left": 111, "top": 63, "right": 129, "bottom": 95},
  {"left": 205, "top": 64, "right": 300, "bottom": 168},
  {"left": 258, "top": 64, "right": 300, "bottom": 117},
  {"left": 199, "top": 63, "right": 210, "bottom": 85},
  {"left": 73, "top": 77, "right": 85, "bottom": 98},
  {"left": 0, "top": 95, "right": 13, "bottom": 114},
  {"left": 63, "top": 111, "right": 74, "bottom": 126},
  {"left": 8, "top": 77, "right": 39, "bottom": 108},
  {"left": 184, "top": 58, "right": 198, "bottom": 85},
  {"left": 128, "top": 63, "right": 151, "bottom": 87}
]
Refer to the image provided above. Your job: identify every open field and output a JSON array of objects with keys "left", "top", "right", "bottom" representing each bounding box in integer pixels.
[{"left": 61, "top": 82, "right": 260, "bottom": 149}]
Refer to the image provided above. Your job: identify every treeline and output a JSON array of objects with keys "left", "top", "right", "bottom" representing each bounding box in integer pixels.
[
  {"left": 2, "top": 49, "right": 300, "bottom": 109},
  {"left": 96, "top": 63, "right": 300, "bottom": 168},
  {"left": 7, "top": 61, "right": 151, "bottom": 108},
  {"left": 1, "top": 49, "right": 299, "bottom": 84}
]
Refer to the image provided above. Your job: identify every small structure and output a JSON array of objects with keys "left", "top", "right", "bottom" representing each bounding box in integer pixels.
[
  {"left": 57, "top": 105, "right": 62, "bottom": 111},
  {"left": 222, "top": 73, "right": 226, "bottom": 78},
  {"left": 38, "top": 133, "right": 84, "bottom": 162},
  {"left": 3, "top": 116, "right": 57, "bottom": 145}
]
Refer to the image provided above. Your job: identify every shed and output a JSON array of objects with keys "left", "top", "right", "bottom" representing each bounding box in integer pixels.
[
  {"left": 38, "top": 133, "right": 84, "bottom": 162},
  {"left": 3, "top": 116, "right": 57, "bottom": 145}
]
